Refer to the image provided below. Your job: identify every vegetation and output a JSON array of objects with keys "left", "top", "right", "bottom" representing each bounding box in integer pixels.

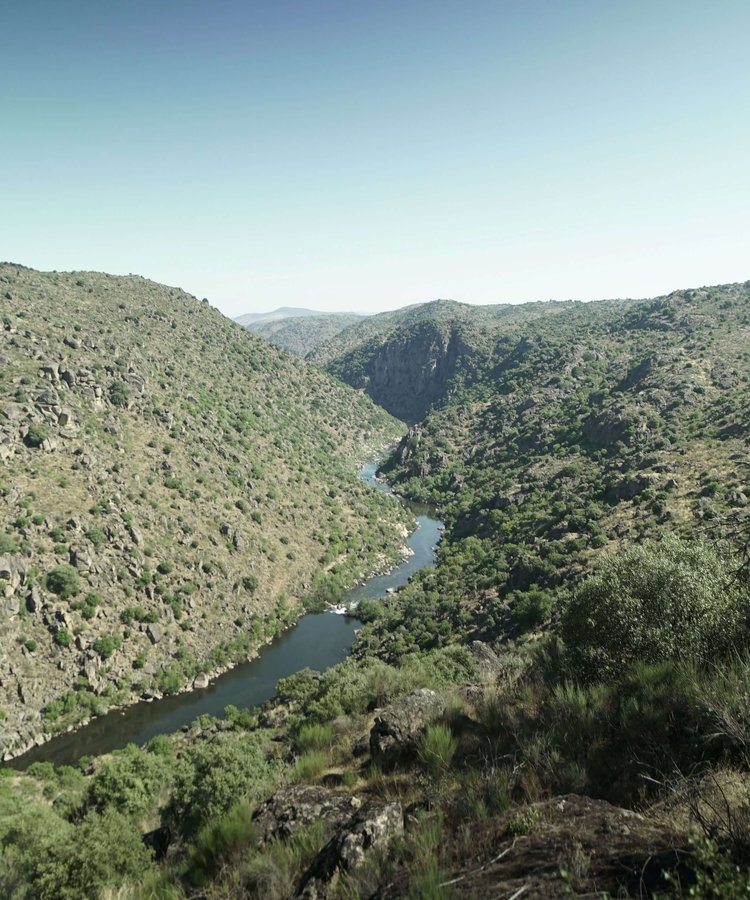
[
  {"left": 0, "top": 264, "right": 408, "bottom": 757},
  {"left": 3, "top": 277, "right": 750, "bottom": 896}
]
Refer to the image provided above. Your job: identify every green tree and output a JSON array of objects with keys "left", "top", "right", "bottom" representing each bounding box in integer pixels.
[{"left": 561, "top": 536, "right": 747, "bottom": 682}]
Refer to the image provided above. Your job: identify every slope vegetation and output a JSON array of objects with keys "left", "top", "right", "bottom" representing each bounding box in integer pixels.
[
  {"left": 0, "top": 264, "right": 407, "bottom": 759},
  {"left": 245, "top": 312, "right": 365, "bottom": 357}
]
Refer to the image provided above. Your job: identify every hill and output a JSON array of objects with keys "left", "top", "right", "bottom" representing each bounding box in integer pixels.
[
  {"left": 352, "top": 282, "right": 750, "bottom": 655},
  {"left": 4, "top": 277, "right": 750, "bottom": 898},
  {"left": 234, "top": 307, "right": 328, "bottom": 327},
  {"left": 0, "top": 264, "right": 408, "bottom": 759},
  {"left": 246, "top": 312, "right": 365, "bottom": 357},
  {"left": 309, "top": 298, "right": 582, "bottom": 421}
]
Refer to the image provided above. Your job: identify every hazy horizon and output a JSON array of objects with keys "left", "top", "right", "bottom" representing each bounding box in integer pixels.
[{"left": 3, "top": 0, "right": 749, "bottom": 318}]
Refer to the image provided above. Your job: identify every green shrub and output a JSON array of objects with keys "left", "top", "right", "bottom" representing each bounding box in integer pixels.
[
  {"left": 53, "top": 628, "right": 73, "bottom": 648},
  {"left": 86, "top": 744, "right": 171, "bottom": 819},
  {"left": 24, "top": 423, "right": 49, "bottom": 448},
  {"left": 108, "top": 381, "right": 130, "bottom": 408},
  {"left": 294, "top": 722, "right": 334, "bottom": 753},
  {"left": 292, "top": 750, "right": 328, "bottom": 782},
  {"left": 561, "top": 537, "right": 747, "bottom": 682},
  {"left": 85, "top": 527, "right": 107, "bottom": 548},
  {"left": 185, "top": 802, "right": 257, "bottom": 887},
  {"left": 46, "top": 565, "right": 80, "bottom": 600},
  {"left": 417, "top": 723, "right": 458, "bottom": 776},
  {"left": 511, "top": 588, "right": 554, "bottom": 630},
  {"left": 165, "top": 733, "right": 280, "bottom": 840},
  {"left": 92, "top": 634, "right": 122, "bottom": 660}
]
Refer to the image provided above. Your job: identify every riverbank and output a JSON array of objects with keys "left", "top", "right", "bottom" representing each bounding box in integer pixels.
[{"left": 6, "top": 463, "right": 443, "bottom": 768}]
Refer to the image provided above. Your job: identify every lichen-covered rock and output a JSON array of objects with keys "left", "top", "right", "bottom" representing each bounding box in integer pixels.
[
  {"left": 253, "top": 784, "right": 403, "bottom": 899},
  {"left": 369, "top": 688, "right": 446, "bottom": 765}
]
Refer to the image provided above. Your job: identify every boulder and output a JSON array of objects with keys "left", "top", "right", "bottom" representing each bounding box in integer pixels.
[
  {"left": 298, "top": 799, "right": 403, "bottom": 897},
  {"left": 370, "top": 688, "right": 446, "bottom": 765},
  {"left": 253, "top": 785, "right": 402, "bottom": 898}
]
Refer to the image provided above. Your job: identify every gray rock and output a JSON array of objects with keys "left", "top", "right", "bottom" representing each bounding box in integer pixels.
[
  {"left": 298, "top": 799, "right": 403, "bottom": 897},
  {"left": 146, "top": 623, "right": 163, "bottom": 644},
  {"left": 370, "top": 688, "right": 446, "bottom": 765}
]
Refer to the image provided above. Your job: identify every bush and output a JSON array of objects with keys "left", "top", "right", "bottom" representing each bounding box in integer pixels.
[
  {"left": 292, "top": 750, "right": 328, "bottom": 782},
  {"left": 24, "top": 423, "right": 49, "bottom": 448},
  {"left": 86, "top": 744, "right": 171, "bottom": 818},
  {"left": 92, "top": 634, "right": 122, "bottom": 660},
  {"left": 294, "top": 723, "right": 334, "bottom": 753},
  {"left": 561, "top": 537, "right": 747, "bottom": 682},
  {"left": 53, "top": 628, "right": 73, "bottom": 649},
  {"left": 165, "top": 733, "right": 280, "bottom": 840},
  {"left": 417, "top": 723, "right": 458, "bottom": 776},
  {"left": 108, "top": 381, "right": 130, "bottom": 408},
  {"left": 46, "top": 565, "right": 80, "bottom": 600},
  {"left": 511, "top": 589, "right": 554, "bottom": 630},
  {"left": 185, "top": 802, "right": 257, "bottom": 887}
]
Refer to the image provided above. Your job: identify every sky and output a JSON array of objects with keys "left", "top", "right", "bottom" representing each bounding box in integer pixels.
[{"left": 2, "top": 0, "right": 749, "bottom": 317}]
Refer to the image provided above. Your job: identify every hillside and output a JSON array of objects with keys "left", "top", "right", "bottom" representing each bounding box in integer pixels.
[
  {"left": 234, "top": 307, "right": 328, "bottom": 327},
  {"left": 309, "top": 299, "right": 581, "bottom": 422},
  {"left": 4, "top": 278, "right": 750, "bottom": 898},
  {"left": 245, "top": 312, "right": 365, "bottom": 357},
  {"left": 0, "top": 264, "right": 409, "bottom": 760},
  {"left": 361, "top": 283, "right": 750, "bottom": 654}
]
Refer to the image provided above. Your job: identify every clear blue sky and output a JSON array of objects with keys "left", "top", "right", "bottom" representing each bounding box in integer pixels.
[{"left": 2, "top": 0, "right": 749, "bottom": 316}]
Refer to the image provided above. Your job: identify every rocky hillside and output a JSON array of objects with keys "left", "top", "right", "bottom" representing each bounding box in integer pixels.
[
  {"left": 309, "top": 299, "right": 578, "bottom": 422},
  {"left": 0, "top": 264, "right": 409, "bottom": 759},
  {"left": 245, "top": 312, "right": 365, "bottom": 357},
  {"left": 359, "top": 282, "right": 750, "bottom": 657},
  {"left": 3, "top": 279, "right": 750, "bottom": 898}
]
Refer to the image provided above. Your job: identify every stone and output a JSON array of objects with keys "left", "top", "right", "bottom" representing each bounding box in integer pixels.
[
  {"left": 193, "top": 673, "right": 210, "bottom": 689},
  {"left": 370, "top": 688, "right": 446, "bottom": 765},
  {"left": 146, "top": 623, "right": 163, "bottom": 644}
]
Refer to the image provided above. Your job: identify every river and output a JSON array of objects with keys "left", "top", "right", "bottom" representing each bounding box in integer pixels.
[{"left": 8, "top": 462, "right": 441, "bottom": 768}]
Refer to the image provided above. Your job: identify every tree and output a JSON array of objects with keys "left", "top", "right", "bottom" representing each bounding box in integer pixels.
[{"left": 561, "top": 536, "right": 747, "bottom": 682}]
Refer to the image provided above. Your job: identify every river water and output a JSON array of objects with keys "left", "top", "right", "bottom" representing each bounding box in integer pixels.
[{"left": 9, "top": 463, "right": 441, "bottom": 768}]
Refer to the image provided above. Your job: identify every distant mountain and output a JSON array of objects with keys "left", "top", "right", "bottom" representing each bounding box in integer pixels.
[
  {"left": 234, "top": 307, "right": 339, "bottom": 327},
  {"left": 308, "top": 297, "right": 576, "bottom": 422},
  {"left": 248, "top": 312, "right": 366, "bottom": 357}
]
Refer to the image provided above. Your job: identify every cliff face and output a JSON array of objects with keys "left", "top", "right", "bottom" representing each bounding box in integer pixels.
[{"left": 326, "top": 321, "right": 483, "bottom": 423}]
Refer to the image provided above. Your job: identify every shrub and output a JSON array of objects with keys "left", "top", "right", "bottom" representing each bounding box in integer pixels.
[
  {"left": 561, "top": 537, "right": 747, "bottom": 682},
  {"left": 108, "top": 381, "right": 130, "bottom": 408},
  {"left": 46, "top": 565, "right": 80, "bottom": 600},
  {"left": 86, "top": 744, "right": 171, "bottom": 818},
  {"left": 292, "top": 750, "right": 328, "bottom": 782},
  {"left": 185, "top": 802, "right": 257, "bottom": 887},
  {"left": 85, "top": 527, "right": 107, "bottom": 548},
  {"left": 294, "top": 723, "right": 334, "bottom": 753},
  {"left": 165, "top": 733, "right": 280, "bottom": 840},
  {"left": 417, "top": 724, "right": 458, "bottom": 776},
  {"left": 511, "top": 588, "right": 554, "bottom": 630},
  {"left": 53, "top": 628, "right": 73, "bottom": 649},
  {"left": 24, "top": 423, "right": 49, "bottom": 448},
  {"left": 92, "top": 634, "right": 122, "bottom": 660}
]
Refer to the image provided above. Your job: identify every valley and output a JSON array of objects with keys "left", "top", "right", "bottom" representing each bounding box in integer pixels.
[{"left": 2, "top": 270, "right": 750, "bottom": 898}]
